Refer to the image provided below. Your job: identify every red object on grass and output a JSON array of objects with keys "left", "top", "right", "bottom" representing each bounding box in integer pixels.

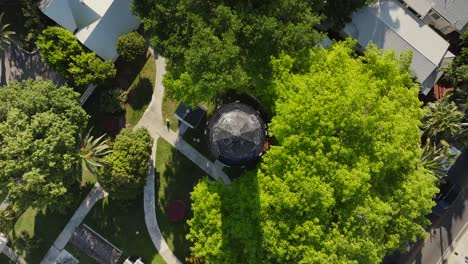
[{"left": 165, "top": 200, "right": 186, "bottom": 222}]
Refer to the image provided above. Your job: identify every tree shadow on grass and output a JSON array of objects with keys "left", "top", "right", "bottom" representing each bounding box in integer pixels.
[
  {"left": 154, "top": 138, "right": 206, "bottom": 261},
  {"left": 154, "top": 138, "right": 262, "bottom": 263},
  {"left": 127, "top": 77, "right": 153, "bottom": 111},
  {"left": 114, "top": 53, "right": 150, "bottom": 90}
]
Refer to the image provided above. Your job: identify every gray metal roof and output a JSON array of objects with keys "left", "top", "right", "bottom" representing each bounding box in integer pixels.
[
  {"left": 344, "top": 0, "right": 451, "bottom": 94},
  {"left": 431, "top": 0, "right": 468, "bottom": 32}
]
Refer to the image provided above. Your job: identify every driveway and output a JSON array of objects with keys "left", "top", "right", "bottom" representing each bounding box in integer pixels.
[{"left": 0, "top": 41, "right": 64, "bottom": 86}]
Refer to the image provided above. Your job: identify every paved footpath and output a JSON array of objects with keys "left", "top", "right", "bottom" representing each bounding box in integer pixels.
[
  {"left": 41, "top": 183, "right": 108, "bottom": 264},
  {"left": 143, "top": 139, "right": 182, "bottom": 264},
  {"left": 135, "top": 56, "right": 230, "bottom": 185},
  {"left": 135, "top": 53, "right": 231, "bottom": 264}
]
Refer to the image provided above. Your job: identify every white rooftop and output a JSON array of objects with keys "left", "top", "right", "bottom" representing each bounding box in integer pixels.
[
  {"left": 40, "top": 0, "right": 141, "bottom": 61},
  {"left": 344, "top": 0, "right": 451, "bottom": 94}
]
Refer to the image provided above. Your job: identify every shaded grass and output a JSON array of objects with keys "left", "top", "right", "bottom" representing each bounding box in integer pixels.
[
  {"left": 125, "top": 55, "right": 156, "bottom": 127},
  {"left": 81, "top": 165, "right": 97, "bottom": 187},
  {"left": 161, "top": 95, "right": 180, "bottom": 131},
  {"left": 64, "top": 244, "right": 97, "bottom": 264},
  {"left": 8, "top": 207, "right": 73, "bottom": 263},
  {"left": 155, "top": 138, "right": 207, "bottom": 261},
  {"left": 0, "top": 253, "right": 14, "bottom": 264},
  {"left": 83, "top": 197, "right": 165, "bottom": 264}
]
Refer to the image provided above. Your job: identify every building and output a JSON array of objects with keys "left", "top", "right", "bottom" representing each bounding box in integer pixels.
[
  {"left": 343, "top": 0, "right": 455, "bottom": 95},
  {"left": 39, "top": 0, "right": 141, "bottom": 61},
  {"left": 401, "top": 0, "right": 468, "bottom": 35},
  {"left": 207, "top": 102, "right": 267, "bottom": 167}
]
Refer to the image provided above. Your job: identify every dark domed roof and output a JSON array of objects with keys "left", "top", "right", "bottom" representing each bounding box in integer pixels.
[{"left": 208, "top": 102, "right": 267, "bottom": 166}]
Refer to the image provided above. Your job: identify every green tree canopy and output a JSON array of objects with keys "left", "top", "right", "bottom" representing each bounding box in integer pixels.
[
  {"left": 132, "top": 0, "right": 326, "bottom": 106},
  {"left": 98, "top": 128, "right": 153, "bottom": 201},
  {"left": 116, "top": 31, "right": 147, "bottom": 62},
  {"left": 0, "top": 80, "right": 88, "bottom": 212},
  {"left": 187, "top": 41, "right": 438, "bottom": 264},
  {"left": 68, "top": 52, "right": 117, "bottom": 87},
  {"left": 36, "top": 26, "right": 83, "bottom": 73}
]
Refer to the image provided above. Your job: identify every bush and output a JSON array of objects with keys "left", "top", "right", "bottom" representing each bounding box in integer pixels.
[
  {"left": 68, "top": 52, "right": 117, "bottom": 88},
  {"left": 99, "top": 88, "right": 127, "bottom": 114},
  {"left": 36, "top": 26, "right": 83, "bottom": 73},
  {"left": 37, "top": 26, "right": 117, "bottom": 89},
  {"left": 116, "top": 32, "right": 146, "bottom": 61},
  {"left": 98, "top": 128, "right": 153, "bottom": 201}
]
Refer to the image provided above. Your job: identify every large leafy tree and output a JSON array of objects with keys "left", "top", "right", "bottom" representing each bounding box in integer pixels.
[
  {"left": 36, "top": 26, "right": 83, "bottom": 73},
  {"left": 132, "top": 0, "right": 324, "bottom": 106},
  {"left": 0, "top": 80, "right": 88, "bottom": 212},
  {"left": 98, "top": 128, "right": 153, "bottom": 201},
  {"left": 187, "top": 41, "right": 438, "bottom": 264},
  {"left": 68, "top": 52, "right": 117, "bottom": 87}
]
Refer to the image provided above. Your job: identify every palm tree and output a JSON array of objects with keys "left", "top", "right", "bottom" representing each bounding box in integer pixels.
[
  {"left": 422, "top": 99, "right": 465, "bottom": 142},
  {"left": 420, "top": 139, "right": 457, "bottom": 183},
  {"left": 0, "top": 12, "right": 15, "bottom": 53},
  {"left": 79, "top": 128, "right": 112, "bottom": 176}
]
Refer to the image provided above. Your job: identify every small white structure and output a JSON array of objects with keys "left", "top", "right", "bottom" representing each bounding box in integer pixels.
[
  {"left": 40, "top": 0, "right": 141, "bottom": 61},
  {"left": 343, "top": 0, "right": 455, "bottom": 95},
  {"left": 124, "top": 257, "right": 144, "bottom": 264}
]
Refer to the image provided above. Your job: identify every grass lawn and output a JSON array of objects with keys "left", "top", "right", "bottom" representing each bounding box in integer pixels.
[
  {"left": 0, "top": 253, "right": 14, "bottom": 264},
  {"left": 81, "top": 165, "right": 97, "bottom": 187},
  {"left": 155, "top": 138, "right": 207, "bottom": 261},
  {"left": 83, "top": 198, "right": 165, "bottom": 264},
  {"left": 125, "top": 54, "right": 156, "bottom": 127},
  {"left": 7, "top": 207, "right": 73, "bottom": 263},
  {"left": 161, "top": 95, "right": 180, "bottom": 131},
  {"left": 64, "top": 244, "right": 98, "bottom": 264}
]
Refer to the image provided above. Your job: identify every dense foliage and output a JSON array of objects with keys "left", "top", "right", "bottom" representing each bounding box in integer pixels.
[
  {"left": 36, "top": 26, "right": 83, "bottom": 73},
  {"left": 132, "top": 0, "right": 373, "bottom": 106},
  {"left": 116, "top": 31, "right": 147, "bottom": 61},
  {"left": 99, "top": 88, "right": 127, "bottom": 114},
  {"left": 187, "top": 173, "right": 261, "bottom": 263},
  {"left": 132, "top": 0, "right": 325, "bottom": 105},
  {"left": 68, "top": 52, "right": 117, "bottom": 87},
  {"left": 98, "top": 128, "right": 153, "bottom": 201},
  {"left": 187, "top": 41, "right": 438, "bottom": 264},
  {"left": 36, "top": 26, "right": 116, "bottom": 89},
  {"left": 0, "top": 80, "right": 88, "bottom": 212}
]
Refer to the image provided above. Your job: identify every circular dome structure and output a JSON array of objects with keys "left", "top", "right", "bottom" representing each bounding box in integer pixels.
[{"left": 208, "top": 102, "right": 267, "bottom": 166}]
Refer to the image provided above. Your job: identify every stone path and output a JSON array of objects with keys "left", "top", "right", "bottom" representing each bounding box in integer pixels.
[
  {"left": 0, "top": 41, "right": 64, "bottom": 86},
  {"left": 144, "top": 139, "right": 182, "bottom": 264},
  {"left": 135, "top": 54, "right": 231, "bottom": 264},
  {"left": 135, "top": 56, "right": 231, "bottom": 185},
  {"left": 41, "top": 182, "right": 108, "bottom": 264}
]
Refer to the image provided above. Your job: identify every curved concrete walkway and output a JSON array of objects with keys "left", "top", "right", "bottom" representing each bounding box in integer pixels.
[{"left": 136, "top": 52, "right": 231, "bottom": 264}]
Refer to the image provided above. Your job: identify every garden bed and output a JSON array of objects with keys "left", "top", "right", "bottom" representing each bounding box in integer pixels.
[{"left": 155, "top": 138, "right": 207, "bottom": 261}]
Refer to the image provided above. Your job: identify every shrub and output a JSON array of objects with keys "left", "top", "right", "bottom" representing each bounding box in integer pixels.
[
  {"left": 68, "top": 52, "right": 117, "bottom": 88},
  {"left": 36, "top": 26, "right": 83, "bottom": 73},
  {"left": 98, "top": 128, "right": 153, "bottom": 201},
  {"left": 99, "top": 88, "right": 127, "bottom": 114},
  {"left": 116, "top": 32, "right": 146, "bottom": 61}
]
